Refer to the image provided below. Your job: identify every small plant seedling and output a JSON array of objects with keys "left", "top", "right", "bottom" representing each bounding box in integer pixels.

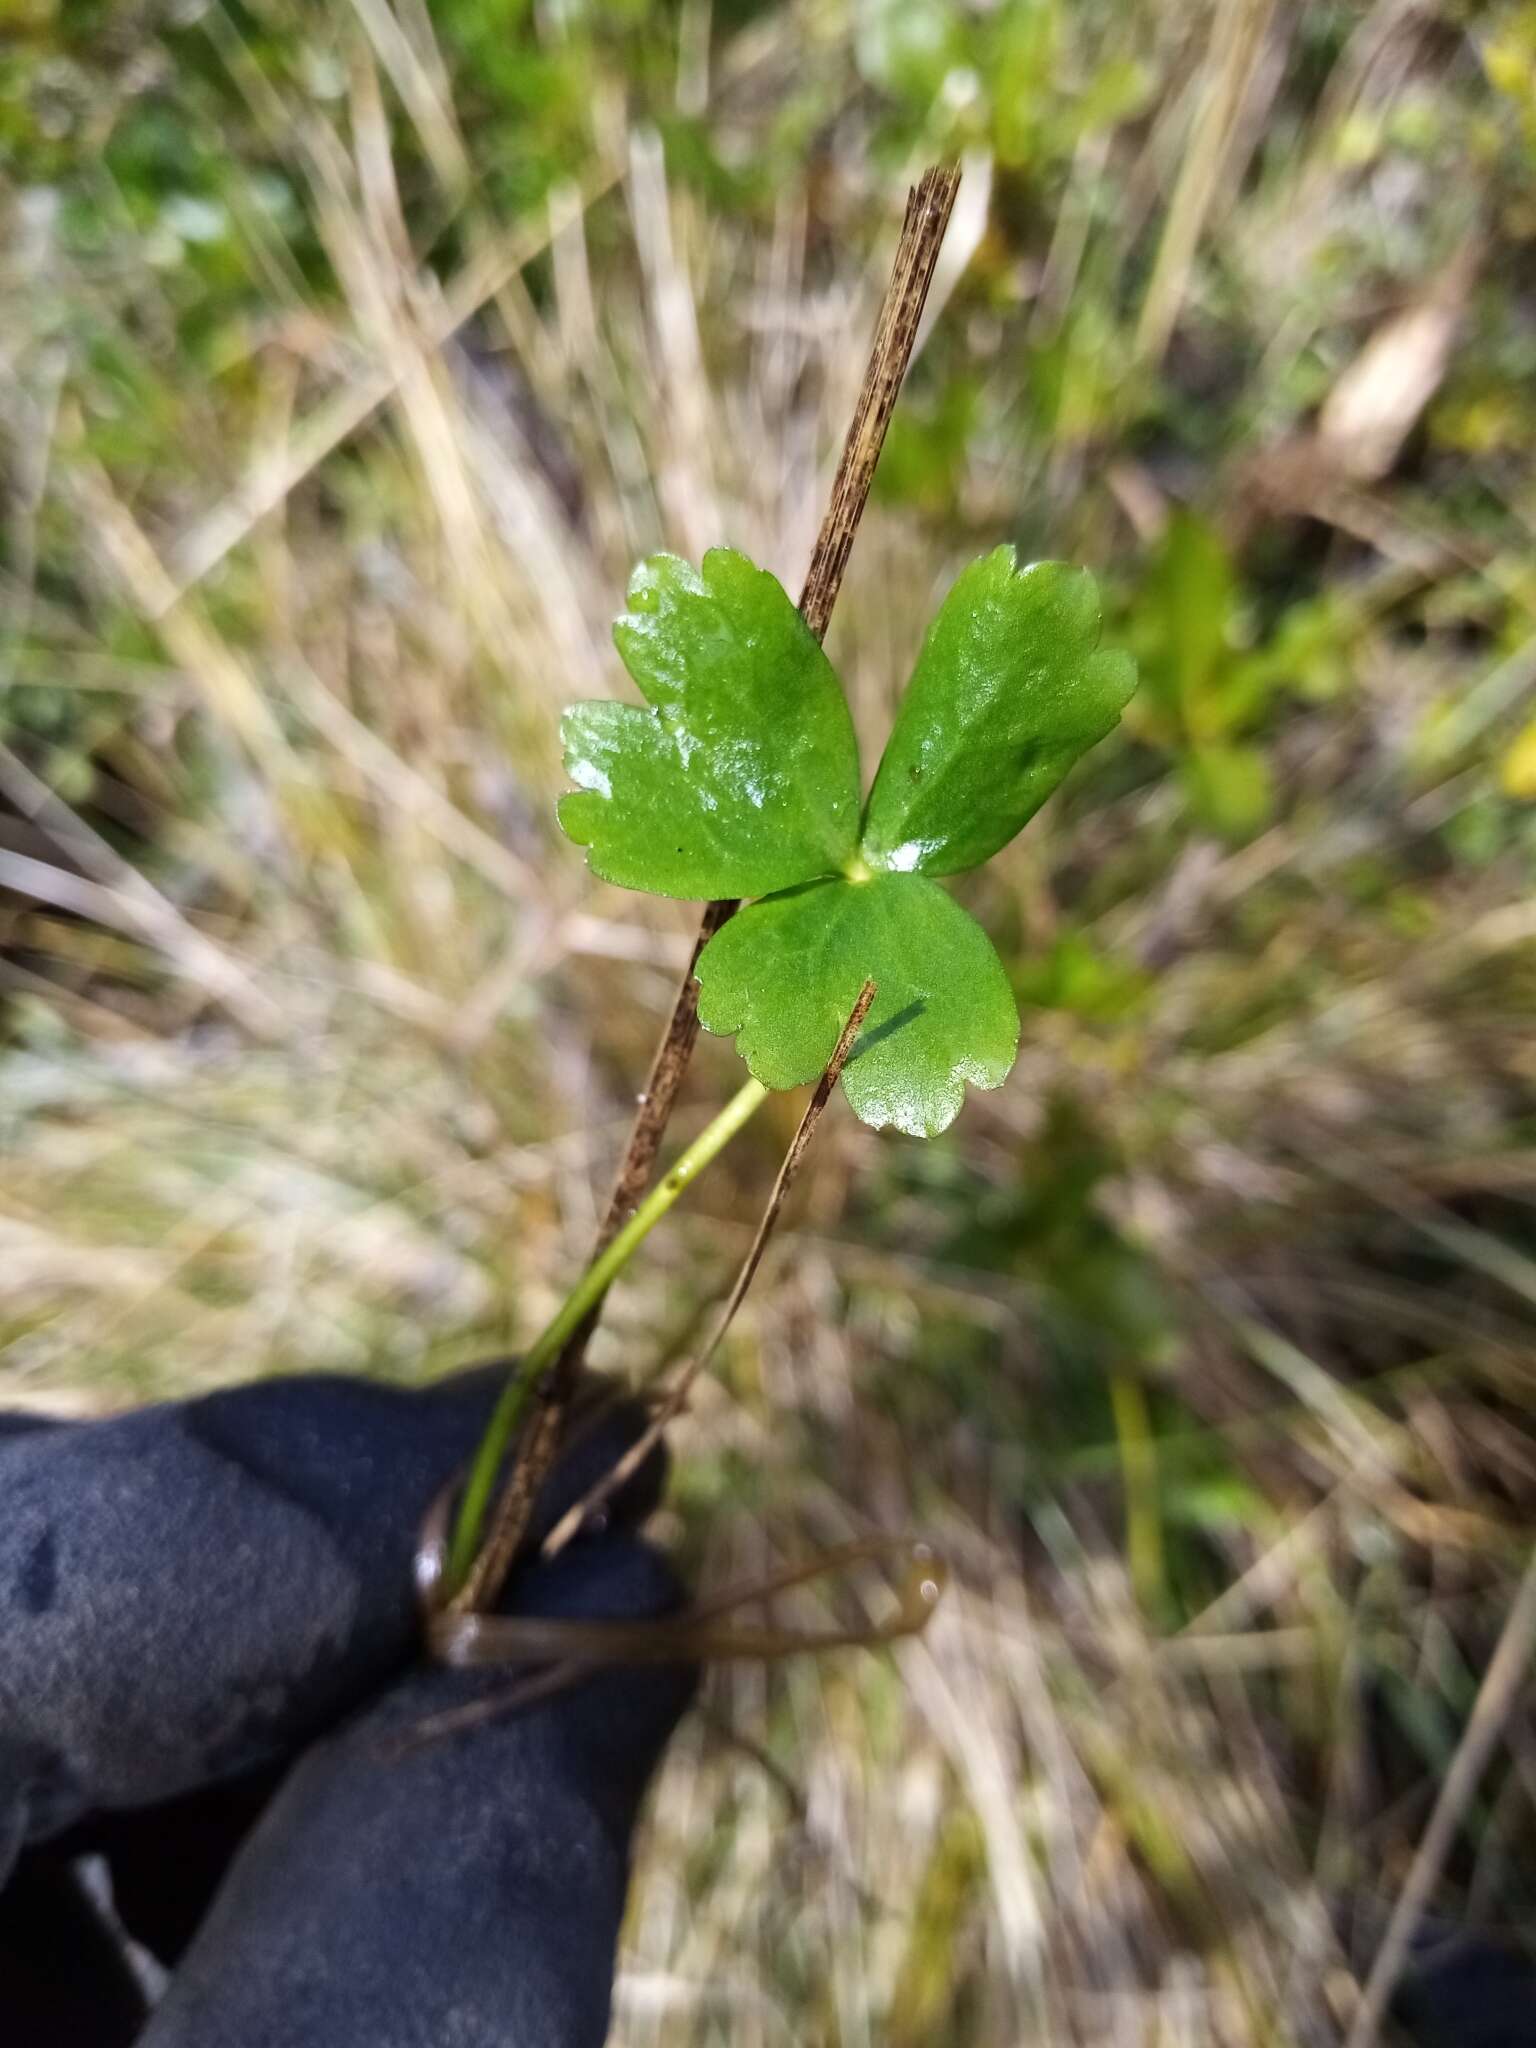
[
  {"left": 441, "top": 540, "right": 1135, "bottom": 1597},
  {"left": 561, "top": 543, "right": 1136, "bottom": 1135},
  {"left": 438, "top": 165, "right": 1137, "bottom": 1611}
]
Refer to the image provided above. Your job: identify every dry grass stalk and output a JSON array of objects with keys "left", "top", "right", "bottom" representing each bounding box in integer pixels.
[
  {"left": 539, "top": 979, "right": 878, "bottom": 1561},
  {"left": 6, "top": 11, "right": 1536, "bottom": 2038}
]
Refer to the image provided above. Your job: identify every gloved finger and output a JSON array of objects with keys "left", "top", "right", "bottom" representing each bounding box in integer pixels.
[
  {"left": 0, "top": 1366, "right": 665, "bottom": 1880},
  {"left": 139, "top": 1534, "right": 697, "bottom": 2048},
  {"left": 21, "top": 1387, "right": 670, "bottom": 1972}
]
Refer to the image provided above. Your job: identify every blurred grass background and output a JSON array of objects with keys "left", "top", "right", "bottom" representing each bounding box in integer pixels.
[{"left": 5, "top": 0, "right": 1536, "bottom": 2039}]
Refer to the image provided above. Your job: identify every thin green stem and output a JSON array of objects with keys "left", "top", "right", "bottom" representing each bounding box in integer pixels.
[
  {"left": 1109, "top": 1366, "right": 1165, "bottom": 1619},
  {"left": 445, "top": 1077, "right": 769, "bottom": 1593}
]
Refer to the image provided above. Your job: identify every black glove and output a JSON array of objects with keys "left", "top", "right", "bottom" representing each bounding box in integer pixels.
[{"left": 0, "top": 1367, "right": 695, "bottom": 2046}]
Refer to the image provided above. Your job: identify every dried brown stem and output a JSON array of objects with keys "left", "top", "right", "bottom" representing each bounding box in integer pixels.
[
  {"left": 537, "top": 979, "right": 877, "bottom": 1561},
  {"left": 797, "top": 163, "right": 962, "bottom": 642},
  {"left": 434, "top": 1532, "right": 941, "bottom": 1669},
  {"left": 402, "top": 1531, "right": 943, "bottom": 1755},
  {"left": 449, "top": 901, "right": 730, "bottom": 1612},
  {"left": 457, "top": 163, "right": 960, "bottom": 1614}
]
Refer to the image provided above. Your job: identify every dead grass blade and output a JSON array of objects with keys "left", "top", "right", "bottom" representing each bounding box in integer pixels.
[
  {"left": 539, "top": 979, "right": 878, "bottom": 1560},
  {"left": 1345, "top": 1539, "right": 1536, "bottom": 2048},
  {"left": 163, "top": 167, "right": 621, "bottom": 601}
]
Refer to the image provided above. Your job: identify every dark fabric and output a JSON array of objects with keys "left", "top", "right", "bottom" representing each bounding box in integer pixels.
[
  {"left": 0, "top": 1369, "right": 692, "bottom": 2047},
  {"left": 141, "top": 1539, "right": 691, "bottom": 2048},
  {"left": 1393, "top": 1936, "right": 1536, "bottom": 2048}
]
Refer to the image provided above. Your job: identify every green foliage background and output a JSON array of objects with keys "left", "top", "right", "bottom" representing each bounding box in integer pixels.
[{"left": 5, "top": 1, "right": 1536, "bottom": 2038}]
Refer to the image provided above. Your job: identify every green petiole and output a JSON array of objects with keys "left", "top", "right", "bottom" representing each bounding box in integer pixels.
[{"left": 444, "top": 1076, "right": 769, "bottom": 1595}]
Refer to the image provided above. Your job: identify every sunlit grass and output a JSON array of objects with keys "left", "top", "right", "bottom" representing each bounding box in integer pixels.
[{"left": 4, "top": 1, "right": 1536, "bottom": 2039}]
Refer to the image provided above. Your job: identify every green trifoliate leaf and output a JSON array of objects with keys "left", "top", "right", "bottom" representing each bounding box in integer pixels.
[
  {"left": 859, "top": 547, "right": 1137, "bottom": 879},
  {"left": 695, "top": 873, "right": 1019, "bottom": 1137},
  {"left": 558, "top": 549, "right": 861, "bottom": 900}
]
